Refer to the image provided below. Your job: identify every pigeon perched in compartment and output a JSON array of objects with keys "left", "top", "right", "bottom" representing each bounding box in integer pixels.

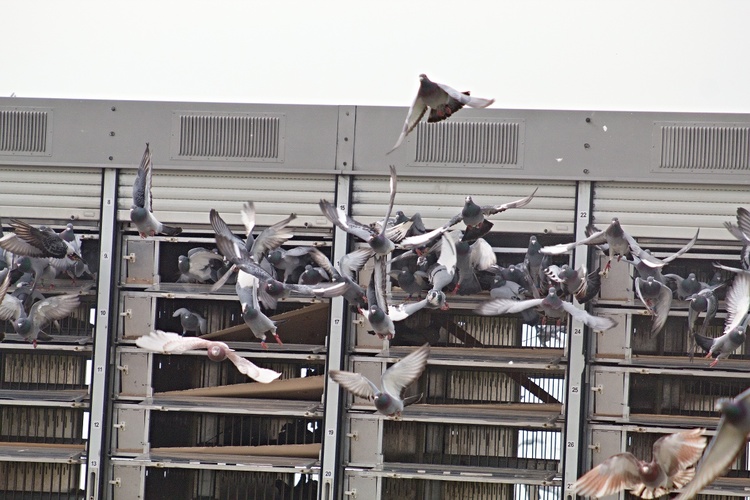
[
  {"left": 172, "top": 307, "right": 207, "bottom": 336},
  {"left": 329, "top": 343, "right": 430, "bottom": 417},
  {"left": 135, "top": 330, "right": 281, "bottom": 383},
  {"left": 388, "top": 74, "right": 495, "bottom": 153},
  {"left": 544, "top": 264, "right": 601, "bottom": 304},
  {"left": 177, "top": 247, "right": 225, "bottom": 283},
  {"left": 573, "top": 428, "right": 706, "bottom": 499},
  {"left": 674, "top": 388, "right": 750, "bottom": 499},
  {"left": 129, "top": 143, "right": 182, "bottom": 238},
  {"left": 476, "top": 287, "right": 617, "bottom": 332}
]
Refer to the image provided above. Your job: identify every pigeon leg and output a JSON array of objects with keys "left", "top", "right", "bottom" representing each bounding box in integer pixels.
[
  {"left": 273, "top": 333, "right": 284, "bottom": 345},
  {"left": 261, "top": 340, "right": 268, "bottom": 349},
  {"left": 709, "top": 358, "right": 720, "bottom": 368},
  {"left": 600, "top": 260, "right": 612, "bottom": 277}
]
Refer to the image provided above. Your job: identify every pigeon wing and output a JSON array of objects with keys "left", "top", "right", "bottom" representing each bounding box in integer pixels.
[
  {"left": 319, "top": 200, "right": 373, "bottom": 242},
  {"left": 381, "top": 343, "right": 430, "bottom": 398},
  {"left": 388, "top": 92, "right": 427, "bottom": 154},
  {"left": 724, "top": 271, "right": 750, "bottom": 334},
  {"left": 480, "top": 188, "right": 538, "bottom": 217},
  {"left": 573, "top": 453, "right": 644, "bottom": 498},
  {"left": 434, "top": 81, "right": 495, "bottom": 108},
  {"left": 329, "top": 370, "right": 378, "bottom": 401},
  {"left": 476, "top": 298, "right": 544, "bottom": 316},
  {"left": 224, "top": 351, "right": 282, "bottom": 383},
  {"left": 652, "top": 428, "right": 706, "bottom": 477},
  {"left": 251, "top": 213, "right": 297, "bottom": 263}
]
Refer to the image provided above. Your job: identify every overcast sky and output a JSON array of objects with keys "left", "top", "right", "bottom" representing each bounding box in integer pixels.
[{"left": 3, "top": 1, "right": 750, "bottom": 113}]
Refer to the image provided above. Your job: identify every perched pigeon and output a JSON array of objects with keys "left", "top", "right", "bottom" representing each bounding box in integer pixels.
[
  {"left": 329, "top": 343, "right": 430, "bottom": 417},
  {"left": 476, "top": 287, "right": 617, "bottom": 332},
  {"left": 129, "top": 143, "right": 182, "bottom": 238},
  {"left": 545, "top": 264, "right": 601, "bottom": 304},
  {"left": 573, "top": 428, "right": 706, "bottom": 499},
  {"left": 0, "top": 291, "right": 81, "bottom": 346},
  {"left": 674, "top": 388, "right": 750, "bottom": 499},
  {"left": 177, "top": 247, "right": 225, "bottom": 283},
  {"left": 135, "top": 330, "right": 281, "bottom": 383},
  {"left": 388, "top": 74, "right": 494, "bottom": 153},
  {"left": 172, "top": 307, "right": 207, "bottom": 336}
]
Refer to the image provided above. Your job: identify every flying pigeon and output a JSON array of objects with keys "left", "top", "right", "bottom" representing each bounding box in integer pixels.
[
  {"left": 129, "top": 143, "right": 182, "bottom": 238},
  {"left": 573, "top": 428, "right": 706, "bottom": 498},
  {"left": 674, "top": 388, "right": 750, "bottom": 499},
  {"left": 476, "top": 287, "right": 617, "bottom": 332},
  {"left": 400, "top": 189, "right": 538, "bottom": 247},
  {"left": 172, "top": 307, "right": 207, "bottom": 336},
  {"left": 360, "top": 270, "right": 395, "bottom": 340},
  {"left": 329, "top": 343, "right": 430, "bottom": 417},
  {"left": 135, "top": 330, "right": 281, "bottom": 383},
  {"left": 635, "top": 276, "right": 673, "bottom": 336},
  {"left": 177, "top": 247, "right": 226, "bottom": 283},
  {"left": 0, "top": 291, "right": 81, "bottom": 346},
  {"left": 235, "top": 273, "right": 283, "bottom": 348},
  {"left": 692, "top": 271, "right": 750, "bottom": 367},
  {"left": 544, "top": 264, "right": 601, "bottom": 304},
  {"left": 0, "top": 219, "right": 82, "bottom": 260},
  {"left": 388, "top": 74, "right": 495, "bottom": 153}
]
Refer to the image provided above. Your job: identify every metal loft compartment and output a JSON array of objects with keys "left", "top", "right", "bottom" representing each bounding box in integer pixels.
[{"left": 1, "top": 97, "right": 750, "bottom": 500}]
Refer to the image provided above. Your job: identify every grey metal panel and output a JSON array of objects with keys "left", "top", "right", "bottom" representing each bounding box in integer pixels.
[
  {"left": 348, "top": 417, "right": 381, "bottom": 466},
  {"left": 592, "top": 181, "right": 750, "bottom": 239},
  {"left": 120, "top": 295, "right": 153, "bottom": 340},
  {"left": 0, "top": 97, "right": 340, "bottom": 173},
  {"left": 122, "top": 239, "right": 156, "bottom": 285},
  {"left": 118, "top": 352, "right": 151, "bottom": 398},
  {"left": 110, "top": 462, "right": 145, "bottom": 500},
  {"left": 592, "top": 370, "right": 626, "bottom": 418},
  {"left": 116, "top": 169, "right": 336, "bottom": 227},
  {"left": 351, "top": 175, "right": 577, "bottom": 234},
  {"left": 112, "top": 407, "right": 148, "bottom": 454},
  {"left": 354, "top": 106, "right": 750, "bottom": 184},
  {"left": 0, "top": 165, "right": 102, "bottom": 220}
]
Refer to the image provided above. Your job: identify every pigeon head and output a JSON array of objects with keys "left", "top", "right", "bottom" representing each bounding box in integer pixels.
[
  {"left": 638, "top": 463, "right": 660, "bottom": 483},
  {"left": 14, "top": 318, "right": 31, "bottom": 336},
  {"left": 130, "top": 206, "right": 149, "bottom": 224},
  {"left": 426, "top": 290, "right": 445, "bottom": 308},
  {"left": 729, "top": 329, "right": 747, "bottom": 346},
  {"left": 368, "top": 305, "right": 386, "bottom": 323},
  {"left": 370, "top": 233, "right": 394, "bottom": 255},
  {"left": 718, "top": 397, "right": 747, "bottom": 424},
  {"left": 242, "top": 306, "right": 260, "bottom": 321},
  {"left": 374, "top": 393, "right": 394, "bottom": 413},
  {"left": 455, "top": 241, "right": 471, "bottom": 256},
  {"left": 267, "top": 250, "right": 283, "bottom": 266},
  {"left": 265, "top": 280, "right": 286, "bottom": 297},
  {"left": 177, "top": 256, "right": 190, "bottom": 273},
  {"left": 206, "top": 344, "right": 229, "bottom": 362},
  {"left": 14, "top": 256, "right": 32, "bottom": 273}
]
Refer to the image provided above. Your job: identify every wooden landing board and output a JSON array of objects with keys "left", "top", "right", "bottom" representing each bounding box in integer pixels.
[
  {"left": 150, "top": 443, "right": 321, "bottom": 459},
  {"left": 154, "top": 375, "right": 325, "bottom": 400},
  {"left": 201, "top": 302, "right": 329, "bottom": 344}
]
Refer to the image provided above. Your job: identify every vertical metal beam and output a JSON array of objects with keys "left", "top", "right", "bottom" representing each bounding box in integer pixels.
[
  {"left": 563, "top": 180, "right": 593, "bottom": 498},
  {"left": 86, "top": 168, "right": 118, "bottom": 500},
  {"left": 319, "top": 106, "right": 356, "bottom": 499}
]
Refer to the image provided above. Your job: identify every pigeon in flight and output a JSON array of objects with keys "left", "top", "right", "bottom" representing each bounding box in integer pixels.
[
  {"left": 0, "top": 291, "right": 81, "bottom": 346},
  {"left": 635, "top": 276, "right": 673, "bottom": 337},
  {"left": 235, "top": 273, "right": 283, "bottom": 348},
  {"left": 573, "top": 428, "right": 706, "bottom": 498},
  {"left": 129, "top": 143, "right": 182, "bottom": 238},
  {"left": 476, "top": 287, "right": 617, "bottom": 332},
  {"left": 388, "top": 74, "right": 495, "bottom": 153},
  {"left": 177, "top": 247, "right": 225, "bottom": 283},
  {"left": 329, "top": 343, "right": 430, "bottom": 417},
  {"left": 135, "top": 330, "right": 281, "bottom": 383},
  {"left": 0, "top": 219, "right": 82, "bottom": 260},
  {"left": 674, "top": 388, "right": 750, "bottom": 499}
]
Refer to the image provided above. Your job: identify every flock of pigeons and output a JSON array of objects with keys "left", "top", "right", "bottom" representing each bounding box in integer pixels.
[{"left": 1, "top": 75, "right": 748, "bottom": 498}]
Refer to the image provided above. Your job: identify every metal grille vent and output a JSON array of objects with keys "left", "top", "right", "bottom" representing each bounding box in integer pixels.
[
  {"left": 177, "top": 113, "right": 283, "bottom": 161},
  {"left": 0, "top": 109, "right": 49, "bottom": 154},
  {"left": 658, "top": 124, "right": 750, "bottom": 170},
  {"left": 415, "top": 120, "right": 521, "bottom": 165}
]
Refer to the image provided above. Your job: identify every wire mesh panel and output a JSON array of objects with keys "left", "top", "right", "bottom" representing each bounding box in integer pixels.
[
  {"left": 381, "top": 477, "right": 560, "bottom": 500},
  {"left": 0, "top": 406, "right": 86, "bottom": 445},
  {"left": 382, "top": 420, "right": 560, "bottom": 470},
  {"left": 144, "top": 468, "right": 318, "bottom": 500},
  {"left": 629, "top": 374, "right": 747, "bottom": 417},
  {"left": 0, "top": 462, "right": 83, "bottom": 498},
  {"left": 0, "top": 351, "right": 88, "bottom": 390}
]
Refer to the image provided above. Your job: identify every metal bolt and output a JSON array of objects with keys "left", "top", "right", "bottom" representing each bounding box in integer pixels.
[
  {"left": 108, "top": 156, "right": 114, "bottom": 161},
  {"left": 344, "top": 137, "right": 348, "bottom": 142},
  {"left": 583, "top": 169, "right": 590, "bottom": 174},
  {"left": 585, "top": 117, "right": 591, "bottom": 123},
  {"left": 343, "top": 161, "right": 347, "bottom": 166},
  {"left": 111, "top": 106, "right": 116, "bottom": 111},
  {"left": 584, "top": 143, "right": 590, "bottom": 149},
  {"left": 109, "top": 131, "right": 115, "bottom": 136}
]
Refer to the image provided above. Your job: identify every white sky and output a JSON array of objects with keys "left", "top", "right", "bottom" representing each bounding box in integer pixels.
[{"left": 3, "top": 1, "right": 750, "bottom": 113}]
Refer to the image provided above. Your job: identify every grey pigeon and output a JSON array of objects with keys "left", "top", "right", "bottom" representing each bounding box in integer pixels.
[
  {"left": 177, "top": 247, "right": 225, "bottom": 283},
  {"left": 390, "top": 268, "right": 428, "bottom": 299},
  {"left": 545, "top": 264, "right": 601, "bottom": 304},
  {"left": 674, "top": 388, "right": 750, "bottom": 499},
  {"left": 724, "top": 208, "right": 750, "bottom": 269},
  {"left": 360, "top": 271, "right": 395, "bottom": 340},
  {"left": 329, "top": 343, "right": 430, "bottom": 417},
  {"left": 574, "top": 428, "right": 706, "bottom": 499},
  {"left": 129, "top": 143, "right": 182, "bottom": 238},
  {"left": 298, "top": 264, "right": 329, "bottom": 286},
  {"left": 686, "top": 281, "right": 725, "bottom": 341},
  {"left": 426, "top": 234, "right": 458, "bottom": 307},
  {"left": 136, "top": 330, "right": 281, "bottom": 383},
  {"left": 635, "top": 276, "right": 673, "bottom": 336},
  {"left": 267, "top": 246, "right": 315, "bottom": 283},
  {"left": 476, "top": 287, "right": 617, "bottom": 332},
  {"left": 401, "top": 189, "right": 538, "bottom": 248},
  {"left": 542, "top": 218, "right": 661, "bottom": 276},
  {"left": 0, "top": 291, "right": 81, "bottom": 346},
  {"left": 665, "top": 272, "right": 705, "bottom": 301},
  {"left": 319, "top": 166, "right": 408, "bottom": 257},
  {"left": 236, "top": 273, "right": 282, "bottom": 348},
  {"left": 692, "top": 272, "right": 750, "bottom": 367},
  {"left": 326, "top": 248, "right": 369, "bottom": 307},
  {"left": 172, "top": 307, "right": 207, "bottom": 336},
  {"left": 524, "top": 235, "right": 545, "bottom": 289},
  {"left": 0, "top": 219, "right": 81, "bottom": 260},
  {"left": 388, "top": 74, "right": 494, "bottom": 153}
]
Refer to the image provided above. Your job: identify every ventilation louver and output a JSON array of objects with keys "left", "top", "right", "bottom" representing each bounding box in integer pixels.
[
  {"left": 414, "top": 119, "right": 523, "bottom": 166},
  {"left": 656, "top": 123, "right": 750, "bottom": 171},
  {"left": 174, "top": 112, "right": 284, "bottom": 161},
  {"left": 0, "top": 108, "right": 51, "bottom": 155}
]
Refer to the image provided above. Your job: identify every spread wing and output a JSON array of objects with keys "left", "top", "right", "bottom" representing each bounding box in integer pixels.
[
  {"left": 224, "top": 352, "right": 282, "bottom": 383},
  {"left": 434, "top": 82, "right": 494, "bottom": 108},
  {"left": 135, "top": 330, "right": 213, "bottom": 354},
  {"left": 250, "top": 213, "right": 297, "bottom": 263},
  {"left": 133, "top": 143, "right": 153, "bottom": 211},
  {"left": 388, "top": 92, "right": 428, "bottom": 154},
  {"left": 724, "top": 271, "right": 750, "bottom": 334},
  {"left": 381, "top": 343, "right": 430, "bottom": 398},
  {"left": 653, "top": 428, "right": 706, "bottom": 478},
  {"left": 475, "top": 298, "right": 544, "bottom": 316},
  {"left": 319, "top": 200, "right": 374, "bottom": 242},
  {"left": 573, "top": 453, "right": 644, "bottom": 498},
  {"left": 480, "top": 188, "right": 538, "bottom": 217},
  {"left": 329, "top": 370, "right": 379, "bottom": 401}
]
